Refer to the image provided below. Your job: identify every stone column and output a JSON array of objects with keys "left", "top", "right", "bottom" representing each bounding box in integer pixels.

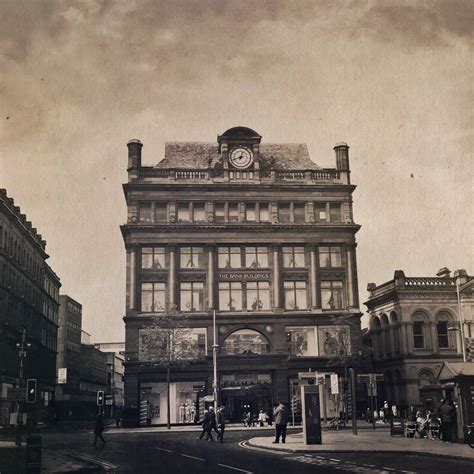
[
  {"left": 346, "top": 247, "right": 355, "bottom": 308},
  {"left": 168, "top": 245, "right": 177, "bottom": 308},
  {"left": 309, "top": 245, "right": 320, "bottom": 309},
  {"left": 400, "top": 323, "right": 409, "bottom": 355},
  {"left": 272, "top": 244, "right": 281, "bottom": 310},
  {"left": 389, "top": 326, "right": 396, "bottom": 356},
  {"left": 207, "top": 245, "right": 215, "bottom": 310},
  {"left": 430, "top": 322, "right": 438, "bottom": 354}
]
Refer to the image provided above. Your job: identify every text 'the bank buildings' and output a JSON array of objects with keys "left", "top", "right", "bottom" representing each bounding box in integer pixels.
[{"left": 121, "top": 127, "right": 362, "bottom": 425}]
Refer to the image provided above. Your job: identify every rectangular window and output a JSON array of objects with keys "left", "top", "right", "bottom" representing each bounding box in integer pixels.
[
  {"left": 245, "top": 247, "right": 268, "bottom": 268},
  {"left": 155, "top": 203, "right": 167, "bottom": 222},
  {"left": 142, "top": 247, "right": 166, "bottom": 270},
  {"left": 284, "top": 281, "right": 307, "bottom": 310},
  {"left": 193, "top": 203, "right": 206, "bottom": 222},
  {"left": 321, "top": 281, "right": 344, "bottom": 309},
  {"left": 180, "top": 282, "right": 204, "bottom": 312},
  {"left": 294, "top": 203, "right": 306, "bottom": 223},
  {"left": 319, "top": 247, "right": 342, "bottom": 268},
  {"left": 139, "top": 203, "right": 152, "bottom": 223},
  {"left": 218, "top": 282, "right": 242, "bottom": 311},
  {"left": 330, "top": 204, "right": 342, "bottom": 223},
  {"left": 315, "top": 203, "right": 327, "bottom": 223},
  {"left": 437, "top": 321, "right": 449, "bottom": 348},
  {"left": 141, "top": 282, "right": 166, "bottom": 312},
  {"left": 179, "top": 247, "right": 204, "bottom": 269},
  {"left": 228, "top": 203, "right": 239, "bottom": 222},
  {"left": 215, "top": 203, "right": 225, "bottom": 223},
  {"left": 177, "top": 203, "right": 191, "bottom": 222},
  {"left": 282, "top": 246, "right": 305, "bottom": 268},
  {"left": 218, "top": 247, "right": 241, "bottom": 269},
  {"left": 279, "top": 203, "right": 291, "bottom": 223},
  {"left": 259, "top": 204, "right": 269, "bottom": 222},
  {"left": 286, "top": 327, "right": 318, "bottom": 356},
  {"left": 246, "top": 281, "right": 270, "bottom": 311},
  {"left": 246, "top": 203, "right": 257, "bottom": 222},
  {"left": 413, "top": 321, "right": 425, "bottom": 348}
]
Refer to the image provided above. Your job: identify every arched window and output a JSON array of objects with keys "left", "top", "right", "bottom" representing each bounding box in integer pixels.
[
  {"left": 412, "top": 312, "right": 427, "bottom": 349},
  {"left": 418, "top": 369, "right": 434, "bottom": 388},
  {"left": 436, "top": 311, "right": 454, "bottom": 349},
  {"left": 381, "top": 314, "right": 390, "bottom": 355},
  {"left": 221, "top": 329, "right": 271, "bottom": 355}
]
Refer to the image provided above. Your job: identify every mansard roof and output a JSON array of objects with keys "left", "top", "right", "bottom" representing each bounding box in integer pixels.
[{"left": 155, "top": 142, "right": 320, "bottom": 170}]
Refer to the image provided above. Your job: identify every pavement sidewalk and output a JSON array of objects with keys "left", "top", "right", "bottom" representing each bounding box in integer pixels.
[
  {"left": 247, "top": 429, "right": 474, "bottom": 462},
  {"left": 0, "top": 442, "right": 102, "bottom": 473}
]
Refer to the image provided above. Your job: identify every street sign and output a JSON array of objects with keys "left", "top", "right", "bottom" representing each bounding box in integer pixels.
[
  {"left": 330, "top": 374, "right": 339, "bottom": 394},
  {"left": 105, "top": 399, "right": 113, "bottom": 406},
  {"left": 367, "top": 382, "right": 377, "bottom": 397},
  {"left": 58, "top": 368, "right": 67, "bottom": 384},
  {"left": 7, "top": 388, "right": 26, "bottom": 402}
]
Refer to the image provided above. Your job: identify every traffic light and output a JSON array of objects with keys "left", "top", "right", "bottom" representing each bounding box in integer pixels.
[
  {"left": 26, "top": 379, "right": 37, "bottom": 403},
  {"left": 97, "top": 390, "right": 105, "bottom": 406}
]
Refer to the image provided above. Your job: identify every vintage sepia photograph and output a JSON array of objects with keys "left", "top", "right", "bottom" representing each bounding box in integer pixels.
[{"left": 0, "top": 0, "right": 473, "bottom": 472}]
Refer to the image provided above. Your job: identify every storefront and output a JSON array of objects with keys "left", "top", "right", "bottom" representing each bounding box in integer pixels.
[{"left": 139, "top": 381, "right": 205, "bottom": 425}]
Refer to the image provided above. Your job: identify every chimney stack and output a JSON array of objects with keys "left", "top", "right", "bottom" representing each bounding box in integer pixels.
[
  {"left": 334, "top": 142, "right": 349, "bottom": 171},
  {"left": 127, "top": 139, "right": 143, "bottom": 171},
  {"left": 436, "top": 267, "right": 451, "bottom": 278}
]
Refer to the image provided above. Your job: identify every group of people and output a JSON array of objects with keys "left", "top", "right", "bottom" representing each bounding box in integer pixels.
[
  {"left": 198, "top": 406, "right": 226, "bottom": 443},
  {"left": 198, "top": 402, "right": 291, "bottom": 444}
]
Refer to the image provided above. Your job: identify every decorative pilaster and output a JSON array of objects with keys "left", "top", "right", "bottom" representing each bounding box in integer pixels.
[
  {"left": 400, "top": 323, "right": 409, "bottom": 355},
  {"left": 430, "top": 322, "right": 438, "bottom": 353},
  {"left": 309, "top": 245, "right": 320, "bottom": 309},
  {"left": 272, "top": 244, "right": 281, "bottom": 310},
  {"left": 389, "top": 326, "right": 396, "bottom": 356},
  {"left": 129, "top": 248, "right": 137, "bottom": 310},
  {"left": 168, "top": 245, "right": 177, "bottom": 307},
  {"left": 206, "top": 245, "right": 215, "bottom": 310}
]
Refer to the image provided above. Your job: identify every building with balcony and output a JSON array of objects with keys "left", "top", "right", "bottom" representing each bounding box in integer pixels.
[
  {"left": 0, "top": 189, "right": 60, "bottom": 426},
  {"left": 121, "top": 126, "right": 363, "bottom": 426},
  {"left": 365, "top": 268, "right": 474, "bottom": 411}
]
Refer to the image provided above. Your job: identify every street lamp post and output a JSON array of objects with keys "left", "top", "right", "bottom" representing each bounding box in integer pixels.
[
  {"left": 456, "top": 280, "right": 467, "bottom": 363},
  {"left": 15, "top": 327, "right": 31, "bottom": 447},
  {"left": 212, "top": 310, "right": 219, "bottom": 411}
]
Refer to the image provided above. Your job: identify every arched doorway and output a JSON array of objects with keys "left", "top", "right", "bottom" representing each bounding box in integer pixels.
[{"left": 220, "top": 329, "right": 273, "bottom": 422}]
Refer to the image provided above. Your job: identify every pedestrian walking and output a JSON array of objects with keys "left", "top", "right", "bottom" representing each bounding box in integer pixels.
[
  {"left": 115, "top": 407, "right": 122, "bottom": 428},
  {"left": 209, "top": 406, "right": 219, "bottom": 440},
  {"left": 439, "top": 399, "right": 454, "bottom": 443},
  {"left": 272, "top": 402, "right": 290, "bottom": 444},
  {"left": 198, "top": 409, "right": 211, "bottom": 440},
  {"left": 216, "top": 406, "right": 226, "bottom": 443},
  {"left": 257, "top": 410, "right": 267, "bottom": 427},
  {"left": 93, "top": 414, "right": 106, "bottom": 447}
]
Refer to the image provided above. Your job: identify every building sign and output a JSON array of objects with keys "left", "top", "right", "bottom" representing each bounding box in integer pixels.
[
  {"left": 218, "top": 272, "right": 271, "bottom": 281},
  {"left": 221, "top": 373, "right": 271, "bottom": 387},
  {"left": 7, "top": 387, "right": 26, "bottom": 402},
  {"left": 58, "top": 368, "right": 67, "bottom": 384}
]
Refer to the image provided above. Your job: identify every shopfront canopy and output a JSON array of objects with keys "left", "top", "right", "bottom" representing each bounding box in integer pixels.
[{"left": 438, "top": 362, "right": 474, "bottom": 382}]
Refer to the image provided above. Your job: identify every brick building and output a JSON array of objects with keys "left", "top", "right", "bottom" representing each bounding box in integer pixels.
[
  {"left": 365, "top": 268, "right": 474, "bottom": 410},
  {"left": 121, "top": 126, "right": 362, "bottom": 426},
  {"left": 0, "top": 189, "right": 60, "bottom": 425}
]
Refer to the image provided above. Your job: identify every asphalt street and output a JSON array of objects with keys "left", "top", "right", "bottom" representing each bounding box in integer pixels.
[{"left": 40, "top": 428, "right": 474, "bottom": 474}]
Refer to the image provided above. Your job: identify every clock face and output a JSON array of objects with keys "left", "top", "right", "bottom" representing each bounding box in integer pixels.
[{"left": 229, "top": 147, "right": 253, "bottom": 169}]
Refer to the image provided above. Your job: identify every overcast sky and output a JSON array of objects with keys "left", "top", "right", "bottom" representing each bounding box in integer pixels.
[{"left": 1, "top": 0, "right": 472, "bottom": 342}]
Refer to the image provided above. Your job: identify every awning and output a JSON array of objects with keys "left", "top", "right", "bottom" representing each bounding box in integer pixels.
[{"left": 438, "top": 362, "right": 474, "bottom": 382}]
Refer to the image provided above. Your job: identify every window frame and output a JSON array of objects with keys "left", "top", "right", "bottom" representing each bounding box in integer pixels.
[
  {"left": 179, "top": 246, "right": 204, "bottom": 269},
  {"left": 282, "top": 246, "right": 306, "bottom": 268},
  {"left": 321, "top": 280, "right": 344, "bottom": 310},
  {"left": 283, "top": 280, "right": 308, "bottom": 310},
  {"left": 141, "top": 247, "right": 166, "bottom": 270},
  {"left": 180, "top": 281, "right": 205, "bottom": 312},
  {"left": 218, "top": 281, "right": 243, "bottom": 311},
  {"left": 141, "top": 282, "right": 166, "bottom": 312},
  {"left": 319, "top": 246, "right": 342, "bottom": 268}
]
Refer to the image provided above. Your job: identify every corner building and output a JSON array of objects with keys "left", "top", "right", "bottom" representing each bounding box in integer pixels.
[{"left": 121, "top": 127, "right": 362, "bottom": 426}]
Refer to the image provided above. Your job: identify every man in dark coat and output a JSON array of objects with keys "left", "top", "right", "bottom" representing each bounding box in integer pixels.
[
  {"left": 93, "top": 414, "right": 106, "bottom": 447},
  {"left": 272, "top": 402, "right": 290, "bottom": 443},
  {"left": 198, "top": 410, "right": 211, "bottom": 440},
  {"left": 439, "top": 399, "right": 455, "bottom": 442},
  {"left": 216, "top": 406, "right": 226, "bottom": 443}
]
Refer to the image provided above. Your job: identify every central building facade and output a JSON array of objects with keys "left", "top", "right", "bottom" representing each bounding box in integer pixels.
[{"left": 121, "top": 127, "right": 362, "bottom": 426}]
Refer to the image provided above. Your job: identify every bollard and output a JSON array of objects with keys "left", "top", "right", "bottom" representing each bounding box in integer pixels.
[{"left": 25, "top": 435, "right": 42, "bottom": 473}]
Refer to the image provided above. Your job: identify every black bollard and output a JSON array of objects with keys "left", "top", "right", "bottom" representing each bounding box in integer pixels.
[{"left": 25, "top": 435, "right": 42, "bottom": 473}]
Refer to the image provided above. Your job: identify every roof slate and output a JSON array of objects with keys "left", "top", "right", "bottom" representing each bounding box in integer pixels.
[{"left": 155, "top": 142, "right": 320, "bottom": 170}]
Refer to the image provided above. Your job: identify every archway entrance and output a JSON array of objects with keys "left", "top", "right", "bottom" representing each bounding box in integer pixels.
[{"left": 220, "top": 373, "right": 273, "bottom": 423}]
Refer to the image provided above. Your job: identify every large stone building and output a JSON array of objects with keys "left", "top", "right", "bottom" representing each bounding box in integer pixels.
[
  {"left": 55, "top": 295, "right": 83, "bottom": 418},
  {"left": 365, "top": 268, "right": 473, "bottom": 410},
  {"left": 121, "top": 126, "right": 362, "bottom": 426},
  {"left": 0, "top": 189, "right": 61, "bottom": 426}
]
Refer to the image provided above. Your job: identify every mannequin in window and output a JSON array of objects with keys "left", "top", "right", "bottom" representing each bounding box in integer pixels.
[
  {"left": 228, "top": 297, "right": 236, "bottom": 311},
  {"left": 251, "top": 298, "right": 263, "bottom": 311}
]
